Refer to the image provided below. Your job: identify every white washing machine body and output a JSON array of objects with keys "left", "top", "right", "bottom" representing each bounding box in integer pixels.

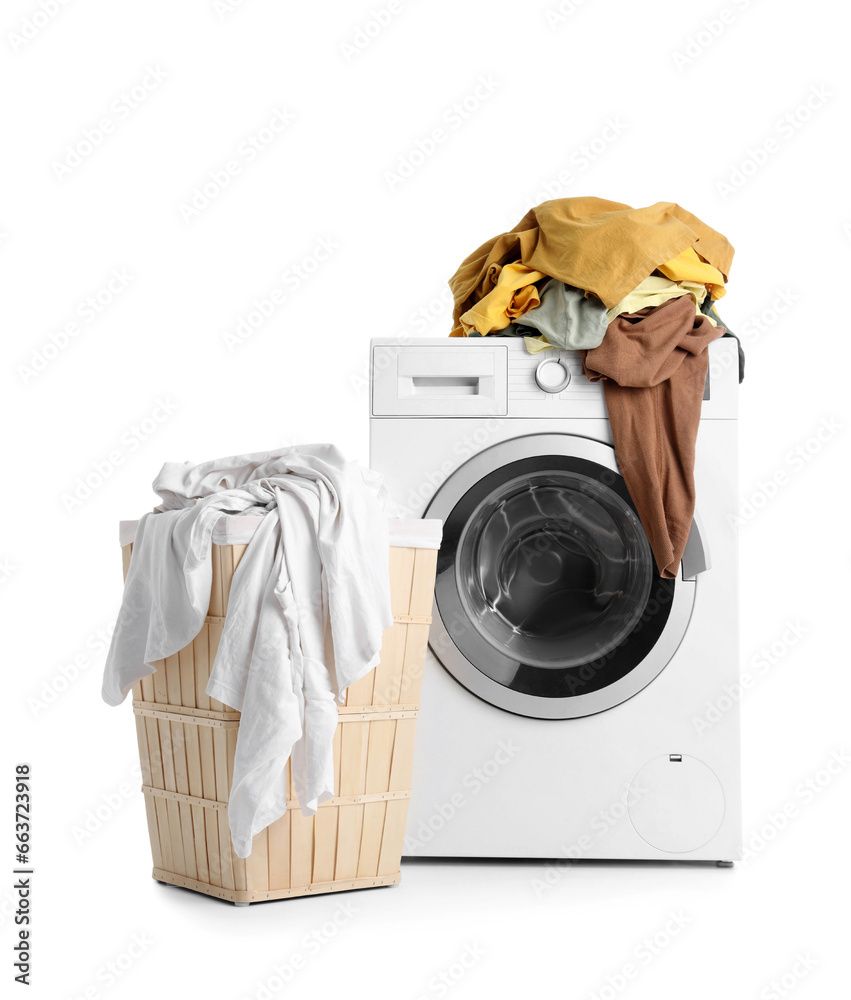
[{"left": 369, "top": 336, "right": 742, "bottom": 863}]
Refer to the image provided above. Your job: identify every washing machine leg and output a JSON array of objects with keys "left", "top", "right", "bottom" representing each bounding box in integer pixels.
[{"left": 715, "top": 860, "right": 734, "bottom": 868}]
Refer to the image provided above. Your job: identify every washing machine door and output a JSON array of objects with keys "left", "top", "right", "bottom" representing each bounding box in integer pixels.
[{"left": 425, "top": 434, "right": 699, "bottom": 719}]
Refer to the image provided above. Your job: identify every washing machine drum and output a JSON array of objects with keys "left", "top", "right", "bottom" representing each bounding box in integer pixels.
[{"left": 426, "top": 435, "right": 696, "bottom": 719}]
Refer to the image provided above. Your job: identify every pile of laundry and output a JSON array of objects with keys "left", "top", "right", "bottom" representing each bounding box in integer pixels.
[
  {"left": 448, "top": 196, "right": 743, "bottom": 579},
  {"left": 101, "top": 445, "right": 394, "bottom": 858}
]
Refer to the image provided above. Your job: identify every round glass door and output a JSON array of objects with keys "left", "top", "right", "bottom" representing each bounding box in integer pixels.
[{"left": 426, "top": 435, "right": 696, "bottom": 719}]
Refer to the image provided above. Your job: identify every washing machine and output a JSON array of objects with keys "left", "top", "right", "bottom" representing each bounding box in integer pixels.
[{"left": 369, "top": 336, "right": 741, "bottom": 864}]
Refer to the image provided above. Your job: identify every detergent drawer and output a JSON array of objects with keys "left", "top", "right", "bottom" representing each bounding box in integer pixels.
[{"left": 371, "top": 344, "right": 508, "bottom": 417}]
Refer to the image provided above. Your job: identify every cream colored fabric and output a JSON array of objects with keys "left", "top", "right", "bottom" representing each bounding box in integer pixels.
[
  {"left": 605, "top": 276, "right": 708, "bottom": 325},
  {"left": 523, "top": 335, "right": 555, "bottom": 354}
]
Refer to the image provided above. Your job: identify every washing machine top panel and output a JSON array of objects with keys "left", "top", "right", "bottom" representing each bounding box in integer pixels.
[
  {"left": 369, "top": 337, "right": 738, "bottom": 420},
  {"left": 425, "top": 434, "right": 697, "bottom": 719}
]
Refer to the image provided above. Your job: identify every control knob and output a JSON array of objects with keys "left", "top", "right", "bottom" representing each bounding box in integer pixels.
[{"left": 535, "top": 358, "right": 571, "bottom": 393}]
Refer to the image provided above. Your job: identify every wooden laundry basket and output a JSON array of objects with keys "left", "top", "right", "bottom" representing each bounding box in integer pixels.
[{"left": 121, "top": 534, "right": 438, "bottom": 904}]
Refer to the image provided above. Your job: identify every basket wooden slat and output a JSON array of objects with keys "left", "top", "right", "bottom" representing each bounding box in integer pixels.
[{"left": 122, "top": 537, "right": 437, "bottom": 904}]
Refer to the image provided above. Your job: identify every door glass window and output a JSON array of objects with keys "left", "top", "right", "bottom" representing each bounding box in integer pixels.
[
  {"left": 456, "top": 472, "right": 652, "bottom": 669},
  {"left": 433, "top": 456, "right": 676, "bottom": 701}
]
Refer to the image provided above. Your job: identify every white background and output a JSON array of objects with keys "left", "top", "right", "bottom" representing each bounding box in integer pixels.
[{"left": 2, "top": 0, "right": 849, "bottom": 997}]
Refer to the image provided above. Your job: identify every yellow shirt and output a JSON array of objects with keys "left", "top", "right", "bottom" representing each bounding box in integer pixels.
[
  {"left": 456, "top": 261, "right": 546, "bottom": 336},
  {"left": 658, "top": 246, "right": 726, "bottom": 299}
]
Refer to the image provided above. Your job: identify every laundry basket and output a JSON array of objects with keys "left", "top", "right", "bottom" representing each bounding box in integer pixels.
[{"left": 118, "top": 516, "right": 441, "bottom": 904}]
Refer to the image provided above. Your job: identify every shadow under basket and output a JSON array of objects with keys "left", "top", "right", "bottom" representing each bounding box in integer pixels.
[{"left": 120, "top": 532, "right": 438, "bottom": 904}]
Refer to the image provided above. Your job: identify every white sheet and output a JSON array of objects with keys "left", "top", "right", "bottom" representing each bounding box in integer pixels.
[
  {"left": 102, "top": 445, "right": 394, "bottom": 858},
  {"left": 118, "top": 515, "right": 443, "bottom": 550}
]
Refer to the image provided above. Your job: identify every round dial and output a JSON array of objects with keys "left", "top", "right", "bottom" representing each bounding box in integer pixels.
[{"left": 535, "top": 358, "right": 571, "bottom": 394}]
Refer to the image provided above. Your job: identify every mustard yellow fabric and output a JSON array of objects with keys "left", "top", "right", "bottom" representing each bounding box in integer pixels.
[
  {"left": 456, "top": 261, "right": 545, "bottom": 336},
  {"left": 658, "top": 246, "right": 726, "bottom": 299},
  {"left": 605, "top": 275, "right": 708, "bottom": 325},
  {"left": 449, "top": 197, "right": 734, "bottom": 329}
]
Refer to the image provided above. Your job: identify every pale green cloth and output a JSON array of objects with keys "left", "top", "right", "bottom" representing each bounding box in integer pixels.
[{"left": 510, "top": 279, "right": 608, "bottom": 351}]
